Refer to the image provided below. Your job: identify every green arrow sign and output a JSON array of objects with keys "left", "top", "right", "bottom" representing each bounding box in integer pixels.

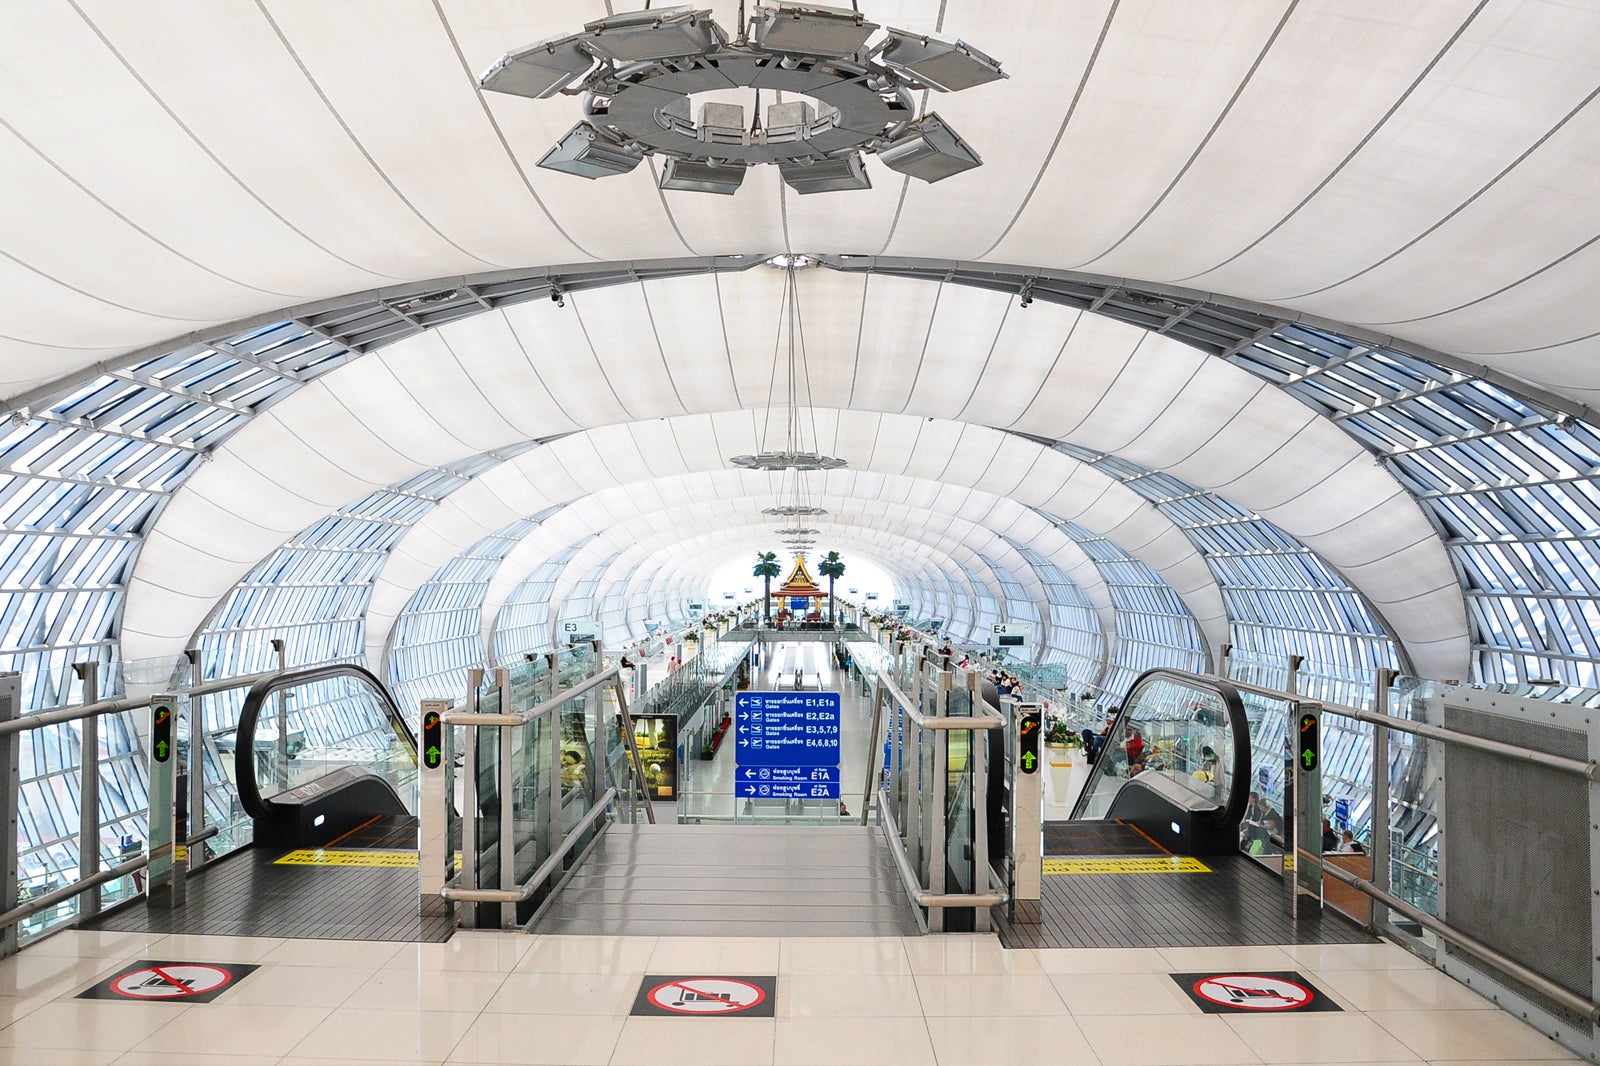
[
  {"left": 1297, "top": 712, "right": 1319, "bottom": 772},
  {"left": 155, "top": 740, "right": 169, "bottom": 759},
  {"left": 426, "top": 746, "right": 441, "bottom": 762},
  {"left": 1021, "top": 750, "right": 1037, "bottom": 771}
]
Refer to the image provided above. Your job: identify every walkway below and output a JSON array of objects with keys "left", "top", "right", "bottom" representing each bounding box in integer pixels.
[{"left": 534, "top": 824, "right": 921, "bottom": 937}]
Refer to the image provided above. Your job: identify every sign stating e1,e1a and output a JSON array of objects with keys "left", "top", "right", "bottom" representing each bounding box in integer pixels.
[{"left": 734, "top": 692, "right": 841, "bottom": 769}]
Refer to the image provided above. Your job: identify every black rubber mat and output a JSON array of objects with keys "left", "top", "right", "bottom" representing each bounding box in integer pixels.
[
  {"left": 996, "top": 852, "right": 1375, "bottom": 949},
  {"left": 85, "top": 844, "right": 452, "bottom": 943},
  {"left": 1043, "top": 820, "right": 1167, "bottom": 857}
]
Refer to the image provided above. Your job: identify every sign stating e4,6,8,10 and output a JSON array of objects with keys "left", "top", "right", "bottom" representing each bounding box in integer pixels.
[{"left": 734, "top": 692, "right": 841, "bottom": 767}]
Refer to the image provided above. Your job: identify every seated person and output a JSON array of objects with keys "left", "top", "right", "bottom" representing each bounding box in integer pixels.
[{"left": 1337, "top": 829, "right": 1366, "bottom": 854}]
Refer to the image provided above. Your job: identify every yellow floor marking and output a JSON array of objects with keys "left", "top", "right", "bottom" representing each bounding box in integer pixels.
[
  {"left": 275, "top": 850, "right": 465, "bottom": 870},
  {"left": 1043, "top": 856, "right": 1211, "bottom": 875}
]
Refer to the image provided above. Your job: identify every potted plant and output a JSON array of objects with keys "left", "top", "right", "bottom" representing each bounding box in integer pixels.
[{"left": 1044, "top": 719, "right": 1086, "bottom": 804}]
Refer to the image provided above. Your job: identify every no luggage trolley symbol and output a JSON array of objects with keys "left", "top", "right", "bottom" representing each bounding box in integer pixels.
[
  {"left": 80, "top": 959, "right": 258, "bottom": 1004},
  {"left": 1187, "top": 972, "right": 1331, "bottom": 1012},
  {"left": 633, "top": 975, "right": 777, "bottom": 1017}
]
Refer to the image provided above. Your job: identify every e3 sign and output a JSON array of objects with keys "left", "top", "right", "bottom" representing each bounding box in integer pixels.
[
  {"left": 1297, "top": 712, "right": 1319, "bottom": 773},
  {"left": 1018, "top": 710, "right": 1041, "bottom": 775}
]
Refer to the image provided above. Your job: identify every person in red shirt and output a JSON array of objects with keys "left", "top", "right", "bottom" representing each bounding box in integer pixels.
[{"left": 1123, "top": 727, "right": 1145, "bottom": 768}]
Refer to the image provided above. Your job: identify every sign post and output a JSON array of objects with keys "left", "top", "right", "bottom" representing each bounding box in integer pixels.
[
  {"left": 146, "top": 694, "right": 184, "bottom": 908},
  {"left": 1010, "top": 702, "right": 1043, "bottom": 923},
  {"left": 418, "top": 699, "right": 451, "bottom": 919},
  {"left": 734, "top": 692, "right": 841, "bottom": 812},
  {"left": 1287, "top": 700, "right": 1322, "bottom": 920}
]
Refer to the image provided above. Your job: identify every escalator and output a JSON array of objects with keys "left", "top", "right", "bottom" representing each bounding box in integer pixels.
[
  {"left": 234, "top": 663, "right": 418, "bottom": 850},
  {"left": 1058, "top": 669, "right": 1251, "bottom": 857},
  {"left": 87, "top": 663, "right": 447, "bottom": 941}
]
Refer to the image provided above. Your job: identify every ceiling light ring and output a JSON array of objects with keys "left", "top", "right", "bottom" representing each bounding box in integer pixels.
[
  {"left": 482, "top": 4, "right": 1004, "bottom": 192},
  {"left": 590, "top": 49, "right": 900, "bottom": 167}
]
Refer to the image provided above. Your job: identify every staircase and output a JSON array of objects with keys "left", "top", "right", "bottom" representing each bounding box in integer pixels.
[{"left": 534, "top": 824, "right": 922, "bottom": 936}]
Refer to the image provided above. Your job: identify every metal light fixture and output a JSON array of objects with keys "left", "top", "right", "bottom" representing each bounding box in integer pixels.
[{"left": 478, "top": 3, "right": 1004, "bottom": 194}]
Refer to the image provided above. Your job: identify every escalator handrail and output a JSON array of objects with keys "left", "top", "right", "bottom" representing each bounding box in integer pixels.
[
  {"left": 235, "top": 662, "right": 417, "bottom": 822},
  {"left": 1068, "top": 667, "right": 1252, "bottom": 831}
]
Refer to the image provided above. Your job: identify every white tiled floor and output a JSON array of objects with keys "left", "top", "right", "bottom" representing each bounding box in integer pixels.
[{"left": 0, "top": 929, "right": 1582, "bottom": 1065}]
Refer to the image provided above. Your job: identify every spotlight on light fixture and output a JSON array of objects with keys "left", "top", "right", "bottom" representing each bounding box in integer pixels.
[
  {"left": 778, "top": 152, "right": 872, "bottom": 195},
  {"left": 479, "top": 3, "right": 1004, "bottom": 193},
  {"left": 580, "top": 6, "right": 726, "bottom": 63},
  {"left": 751, "top": 2, "right": 878, "bottom": 58},
  {"left": 879, "top": 28, "right": 1006, "bottom": 92},
  {"left": 659, "top": 157, "right": 748, "bottom": 195},
  {"left": 477, "top": 33, "right": 595, "bottom": 99},
  {"left": 537, "top": 122, "right": 645, "bottom": 179},
  {"left": 878, "top": 113, "right": 981, "bottom": 183}
]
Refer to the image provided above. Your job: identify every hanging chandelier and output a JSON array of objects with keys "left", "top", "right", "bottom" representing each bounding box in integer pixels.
[{"left": 477, "top": 3, "right": 1005, "bottom": 195}]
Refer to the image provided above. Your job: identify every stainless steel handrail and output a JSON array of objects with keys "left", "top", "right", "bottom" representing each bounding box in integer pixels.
[
  {"left": 1228, "top": 676, "right": 1598, "bottom": 780},
  {"left": 880, "top": 675, "right": 1004, "bottom": 731},
  {"left": 0, "top": 856, "right": 148, "bottom": 931},
  {"left": 0, "top": 669, "right": 277, "bottom": 737},
  {"left": 442, "top": 667, "right": 621, "bottom": 728},
  {"left": 1301, "top": 847, "right": 1600, "bottom": 1023},
  {"left": 442, "top": 787, "right": 618, "bottom": 904},
  {"left": 878, "top": 786, "right": 1006, "bottom": 909}
]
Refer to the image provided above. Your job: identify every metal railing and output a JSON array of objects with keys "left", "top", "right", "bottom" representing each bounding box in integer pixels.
[
  {"left": 439, "top": 651, "right": 654, "bottom": 930},
  {"left": 1233, "top": 660, "right": 1600, "bottom": 1029},
  {"left": 0, "top": 650, "right": 289, "bottom": 958},
  {"left": 863, "top": 641, "right": 1008, "bottom": 932}
]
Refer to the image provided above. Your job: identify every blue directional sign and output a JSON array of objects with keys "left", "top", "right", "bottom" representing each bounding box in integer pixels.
[
  {"left": 733, "top": 692, "right": 841, "bottom": 768},
  {"left": 739, "top": 779, "right": 841, "bottom": 800}
]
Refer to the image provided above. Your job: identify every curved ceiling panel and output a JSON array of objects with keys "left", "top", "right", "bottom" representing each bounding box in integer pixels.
[
  {"left": 455, "top": 482, "right": 1120, "bottom": 660},
  {"left": 5, "top": 1, "right": 1600, "bottom": 416},
  {"left": 120, "top": 269, "right": 1450, "bottom": 670},
  {"left": 351, "top": 412, "right": 1225, "bottom": 666}
]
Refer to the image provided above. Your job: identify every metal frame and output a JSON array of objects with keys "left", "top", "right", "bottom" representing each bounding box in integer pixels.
[{"left": 440, "top": 664, "right": 647, "bottom": 911}]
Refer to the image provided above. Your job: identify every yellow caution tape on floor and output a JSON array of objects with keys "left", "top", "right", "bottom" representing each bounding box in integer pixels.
[
  {"left": 1042, "top": 856, "right": 1211, "bottom": 875},
  {"left": 274, "top": 849, "right": 466, "bottom": 869},
  {"left": 276, "top": 849, "right": 418, "bottom": 867}
]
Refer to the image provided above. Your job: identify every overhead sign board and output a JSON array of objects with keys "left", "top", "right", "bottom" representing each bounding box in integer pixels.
[
  {"left": 989, "top": 622, "right": 1033, "bottom": 649},
  {"left": 735, "top": 692, "right": 841, "bottom": 799},
  {"left": 561, "top": 619, "right": 599, "bottom": 640}
]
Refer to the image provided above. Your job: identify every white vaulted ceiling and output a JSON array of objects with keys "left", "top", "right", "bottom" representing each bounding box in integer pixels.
[
  {"left": 7, "top": 1, "right": 1600, "bottom": 405},
  {"left": 7, "top": 0, "right": 1600, "bottom": 694}
]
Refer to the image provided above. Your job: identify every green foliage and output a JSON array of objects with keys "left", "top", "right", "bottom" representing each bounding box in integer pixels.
[
  {"left": 752, "top": 550, "right": 781, "bottom": 579},
  {"left": 1045, "top": 720, "right": 1081, "bottom": 746},
  {"left": 817, "top": 550, "right": 846, "bottom": 580}
]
